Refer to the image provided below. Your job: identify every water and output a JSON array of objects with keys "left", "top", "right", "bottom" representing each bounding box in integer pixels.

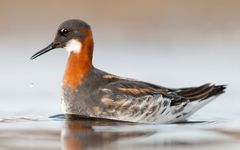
[
  {"left": 1, "top": 44, "right": 239, "bottom": 150},
  {"left": 0, "top": 114, "right": 240, "bottom": 150},
  {"left": 0, "top": 55, "right": 239, "bottom": 150}
]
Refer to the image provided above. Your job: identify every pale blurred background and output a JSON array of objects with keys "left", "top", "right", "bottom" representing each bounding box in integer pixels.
[{"left": 0, "top": 0, "right": 239, "bottom": 118}]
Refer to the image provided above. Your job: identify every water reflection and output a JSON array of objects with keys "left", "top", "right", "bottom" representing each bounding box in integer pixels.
[
  {"left": 0, "top": 115, "right": 240, "bottom": 150},
  {"left": 59, "top": 115, "right": 240, "bottom": 150},
  {"left": 61, "top": 117, "right": 154, "bottom": 150}
]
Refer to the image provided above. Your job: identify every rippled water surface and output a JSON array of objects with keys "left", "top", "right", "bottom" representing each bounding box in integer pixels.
[{"left": 0, "top": 110, "right": 240, "bottom": 150}]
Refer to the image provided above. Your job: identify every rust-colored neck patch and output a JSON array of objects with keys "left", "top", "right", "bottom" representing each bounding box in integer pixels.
[{"left": 63, "top": 29, "right": 94, "bottom": 90}]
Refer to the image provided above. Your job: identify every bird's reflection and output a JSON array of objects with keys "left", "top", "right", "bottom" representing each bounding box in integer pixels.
[{"left": 61, "top": 115, "right": 154, "bottom": 150}]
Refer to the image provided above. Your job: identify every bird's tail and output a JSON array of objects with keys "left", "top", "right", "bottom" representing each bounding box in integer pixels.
[{"left": 176, "top": 83, "right": 226, "bottom": 101}]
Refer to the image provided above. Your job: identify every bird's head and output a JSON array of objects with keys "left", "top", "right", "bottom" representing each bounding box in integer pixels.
[{"left": 31, "top": 19, "right": 93, "bottom": 59}]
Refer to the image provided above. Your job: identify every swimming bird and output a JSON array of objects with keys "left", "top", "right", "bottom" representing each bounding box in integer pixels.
[{"left": 31, "top": 19, "right": 226, "bottom": 123}]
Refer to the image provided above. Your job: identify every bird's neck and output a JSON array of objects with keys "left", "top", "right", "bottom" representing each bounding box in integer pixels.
[{"left": 63, "top": 37, "right": 94, "bottom": 90}]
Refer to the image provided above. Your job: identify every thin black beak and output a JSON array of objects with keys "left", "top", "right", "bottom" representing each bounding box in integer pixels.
[{"left": 30, "top": 42, "right": 59, "bottom": 60}]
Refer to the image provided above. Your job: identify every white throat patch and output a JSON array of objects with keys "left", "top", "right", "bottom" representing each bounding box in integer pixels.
[{"left": 65, "top": 39, "right": 82, "bottom": 53}]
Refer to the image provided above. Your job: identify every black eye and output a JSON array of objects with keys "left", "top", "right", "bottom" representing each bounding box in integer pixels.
[{"left": 59, "top": 28, "right": 69, "bottom": 35}]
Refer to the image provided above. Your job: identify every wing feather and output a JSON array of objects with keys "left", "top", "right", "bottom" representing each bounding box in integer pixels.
[{"left": 94, "top": 79, "right": 190, "bottom": 123}]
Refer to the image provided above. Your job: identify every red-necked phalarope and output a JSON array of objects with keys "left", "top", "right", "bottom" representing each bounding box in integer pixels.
[{"left": 31, "top": 19, "right": 226, "bottom": 123}]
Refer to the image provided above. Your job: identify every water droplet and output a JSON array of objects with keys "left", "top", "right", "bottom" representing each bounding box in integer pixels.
[{"left": 29, "top": 82, "right": 35, "bottom": 88}]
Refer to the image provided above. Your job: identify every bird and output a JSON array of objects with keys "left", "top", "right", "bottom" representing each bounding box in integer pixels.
[{"left": 31, "top": 19, "right": 226, "bottom": 123}]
